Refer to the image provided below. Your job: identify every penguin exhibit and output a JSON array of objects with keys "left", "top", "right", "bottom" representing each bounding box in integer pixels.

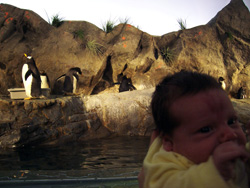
[
  {"left": 0, "top": 0, "right": 250, "bottom": 147},
  {"left": 0, "top": 1, "right": 249, "bottom": 186},
  {"left": 1, "top": 1, "right": 250, "bottom": 100}
]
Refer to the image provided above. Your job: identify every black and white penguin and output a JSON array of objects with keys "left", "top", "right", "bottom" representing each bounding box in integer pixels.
[
  {"left": 40, "top": 70, "right": 50, "bottom": 89},
  {"left": 218, "top": 77, "right": 226, "bottom": 90},
  {"left": 63, "top": 67, "right": 82, "bottom": 94},
  {"left": 113, "top": 73, "right": 136, "bottom": 92},
  {"left": 119, "top": 75, "right": 136, "bottom": 92},
  {"left": 22, "top": 54, "right": 43, "bottom": 99},
  {"left": 237, "top": 87, "right": 247, "bottom": 99},
  {"left": 53, "top": 67, "right": 82, "bottom": 95}
]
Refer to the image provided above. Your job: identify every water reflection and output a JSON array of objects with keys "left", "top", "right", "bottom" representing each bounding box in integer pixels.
[{"left": 0, "top": 136, "right": 150, "bottom": 178}]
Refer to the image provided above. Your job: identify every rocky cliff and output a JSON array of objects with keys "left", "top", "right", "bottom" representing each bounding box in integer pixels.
[{"left": 0, "top": 0, "right": 250, "bottom": 96}]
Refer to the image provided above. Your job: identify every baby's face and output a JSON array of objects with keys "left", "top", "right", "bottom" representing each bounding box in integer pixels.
[{"left": 166, "top": 89, "right": 246, "bottom": 164}]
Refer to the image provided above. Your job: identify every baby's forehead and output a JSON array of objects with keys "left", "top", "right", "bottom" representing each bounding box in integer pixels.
[
  {"left": 170, "top": 89, "right": 234, "bottom": 114},
  {"left": 178, "top": 88, "right": 227, "bottom": 101},
  {"left": 169, "top": 89, "right": 236, "bottom": 131}
]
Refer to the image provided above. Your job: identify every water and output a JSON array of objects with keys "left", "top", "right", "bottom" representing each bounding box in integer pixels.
[{"left": 0, "top": 136, "right": 150, "bottom": 187}]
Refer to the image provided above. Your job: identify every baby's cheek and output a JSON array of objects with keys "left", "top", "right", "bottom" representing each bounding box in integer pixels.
[{"left": 237, "top": 130, "right": 247, "bottom": 145}]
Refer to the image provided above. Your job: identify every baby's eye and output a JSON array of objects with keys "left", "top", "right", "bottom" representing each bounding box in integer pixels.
[
  {"left": 228, "top": 117, "right": 238, "bottom": 126},
  {"left": 198, "top": 126, "right": 213, "bottom": 133}
]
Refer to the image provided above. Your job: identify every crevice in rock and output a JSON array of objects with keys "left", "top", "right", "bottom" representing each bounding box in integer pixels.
[
  {"left": 133, "top": 33, "right": 144, "bottom": 59},
  {"left": 91, "top": 55, "right": 114, "bottom": 94},
  {"left": 143, "top": 58, "right": 154, "bottom": 73},
  {"left": 135, "top": 58, "right": 154, "bottom": 74},
  {"left": 154, "top": 48, "right": 158, "bottom": 60},
  {"left": 102, "top": 55, "right": 113, "bottom": 83},
  {"left": 0, "top": 62, "right": 6, "bottom": 70}
]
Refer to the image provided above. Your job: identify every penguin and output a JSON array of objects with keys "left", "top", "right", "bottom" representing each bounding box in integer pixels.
[
  {"left": 218, "top": 77, "right": 226, "bottom": 90},
  {"left": 52, "top": 74, "right": 65, "bottom": 95},
  {"left": 53, "top": 67, "right": 82, "bottom": 95},
  {"left": 40, "top": 70, "right": 50, "bottom": 89},
  {"left": 118, "top": 75, "right": 136, "bottom": 92},
  {"left": 113, "top": 73, "right": 136, "bottom": 92},
  {"left": 63, "top": 67, "right": 82, "bottom": 94},
  {"left": 237, "top": 87, "right": 247, "bottom": 99},
  {"left": 22, "top": 54, "right": 43, "bottom": 99}
]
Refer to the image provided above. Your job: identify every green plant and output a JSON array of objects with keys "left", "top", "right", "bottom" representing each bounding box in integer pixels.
[
  {"left": 119, "top": 17, "right": 130, "bottom": 24},
  {"left": 177, "top": 18, "right": 187, "bottom": 30},
  {"left": 51, "top": 14, "right": 63, "bottom": 27},
  {"left": 225, "top": 31, "right": 233, "bottom": 40},
  {"left": 102, "top": 19, "right": 116, "bottom": 33},
  {"left": 73, "top": 30, "right": 85, "bottom": 40},
  {"left": 86, "top": 40, "right": 104, "bottom": 55},
  {"left": 160, "top": 47, "right": 175, "bottom": 64},
  {"left": 45, "top": 10, "right": 51, "bottom": 24}
]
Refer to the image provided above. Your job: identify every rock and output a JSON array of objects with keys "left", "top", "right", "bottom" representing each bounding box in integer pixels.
[
  {"left": 0, "top": 0, "right": 249, "bottom": 97},
  {"left": 0, "top": 88, "right": 155, "bottom": 148},
  {"left": 231, "top": 98, "right": 250, "bottom": 125},
  {"left": 83, "top": 88, "right": 155, "bottom": 136},
  {"left": 0, "top": 87, "right": 249, "bottom": 148}
]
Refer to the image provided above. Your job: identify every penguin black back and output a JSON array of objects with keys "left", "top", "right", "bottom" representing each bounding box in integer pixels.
[
  {"left": 119, "top": 75, "right": 136, "bottom": 92},
  {"left": 237, "top": 87, "right": 246, "bottom": 99},
  {"left": 22, "top": 54, "right": 42, "bottom": 98}
]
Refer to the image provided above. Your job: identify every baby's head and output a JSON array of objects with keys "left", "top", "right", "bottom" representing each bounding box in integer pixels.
[
  {"left": 151, "top": 71, "right": 222, "bottom": 135},
  {"left": 151, "top": 71, "right": 246, "bottom": 163}
]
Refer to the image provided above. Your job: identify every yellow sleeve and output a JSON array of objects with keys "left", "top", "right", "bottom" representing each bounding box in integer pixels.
[{"left": 143, "top": 137, "right": 247, "bottom": 188}]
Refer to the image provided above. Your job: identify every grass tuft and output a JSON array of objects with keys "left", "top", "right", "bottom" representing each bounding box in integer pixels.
[
  {"left": 160, "top": 47, "right": 175, "bottom": 65},
  {"left": 177, "top": 18, "right": 187, "bottom": 30},
  {"left": 73, "top": 30, "right": 85, "bottom": 40},
  {"left": 51, "top": 14, "right": 64, "bottom": 27},
  {"left": 86, "top": 40, "right": 104, "bottom": 55},
  {"left": 102, "top": 19, "right": 116, "bottom": 33},
  {"left": 119, "top": 17, "right": 130, "bottom": 25},
  {"left": 225, "top": 31, "right": 233, "bottom": 40}
]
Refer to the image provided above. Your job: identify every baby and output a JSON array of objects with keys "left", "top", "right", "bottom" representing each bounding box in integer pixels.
[{"left": 140, "top": 71, "right": 249, "bottom": 188}]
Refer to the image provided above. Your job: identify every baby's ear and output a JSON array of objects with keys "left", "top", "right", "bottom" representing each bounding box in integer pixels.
[{"left": 162, "top": 135, "right": 173, "bottom": 151}]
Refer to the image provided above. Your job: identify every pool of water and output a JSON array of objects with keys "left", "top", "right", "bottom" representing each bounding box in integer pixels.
[{"left": 0, "top": 136, "right": 150, "bottom": 187}]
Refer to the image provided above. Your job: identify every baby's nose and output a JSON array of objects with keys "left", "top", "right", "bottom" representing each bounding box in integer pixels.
[{"left": 219, "top": 126, "right": 237, "bottom": 143}]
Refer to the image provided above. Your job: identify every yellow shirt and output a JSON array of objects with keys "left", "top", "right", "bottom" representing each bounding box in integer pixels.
[{"left": 143, "top": 137, "right": 248, "bottom": 188}]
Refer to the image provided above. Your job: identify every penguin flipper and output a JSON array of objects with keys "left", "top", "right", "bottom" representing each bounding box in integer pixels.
[
  {"left": 129, "top": 84, "right": 136, "bottom": 90},
  {"left": 32, "top": 72, "right": 42, "bottom": 81},
  {"left": 25, "top": 70, "right": 33, "bottom": 80},
  {"left": 112, "top": 82, "right": 120, "bottom": 86},
  {"left": 56, "top": 74, "right": 66, "bottom": 81}
]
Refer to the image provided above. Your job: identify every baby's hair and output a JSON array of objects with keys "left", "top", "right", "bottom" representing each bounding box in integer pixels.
[{"left": 151, "top": 71, "right": 223, "bottom": 135}]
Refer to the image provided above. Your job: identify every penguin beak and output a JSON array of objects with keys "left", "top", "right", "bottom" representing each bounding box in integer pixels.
[{"left": 24, "top": 53, "right": 27, "bottom": 57}]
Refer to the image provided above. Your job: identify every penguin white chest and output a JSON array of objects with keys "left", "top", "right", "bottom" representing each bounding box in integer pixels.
[
  {"left": 22, "top": 64, "right": 33, "bottom": 97},
  {"left": 221, "top": 81, "right": 226, "bottom": 90},
  {"left": 22, "top": 64, "right": 28, "bottom": 85},
  {"left": 73, "top": 76, "right": 77, "bottom": 93},
  {"left": 41, "top": 75, "right": 49, "bottom": 88}
]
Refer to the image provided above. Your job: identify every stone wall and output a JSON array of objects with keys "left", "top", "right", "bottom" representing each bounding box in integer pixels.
[
  {"left": 0, "top": 88, "right": 249, "bottom": 149},
  {"left": 0, "top": 88, "right": 154, "bottom": 148}
]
